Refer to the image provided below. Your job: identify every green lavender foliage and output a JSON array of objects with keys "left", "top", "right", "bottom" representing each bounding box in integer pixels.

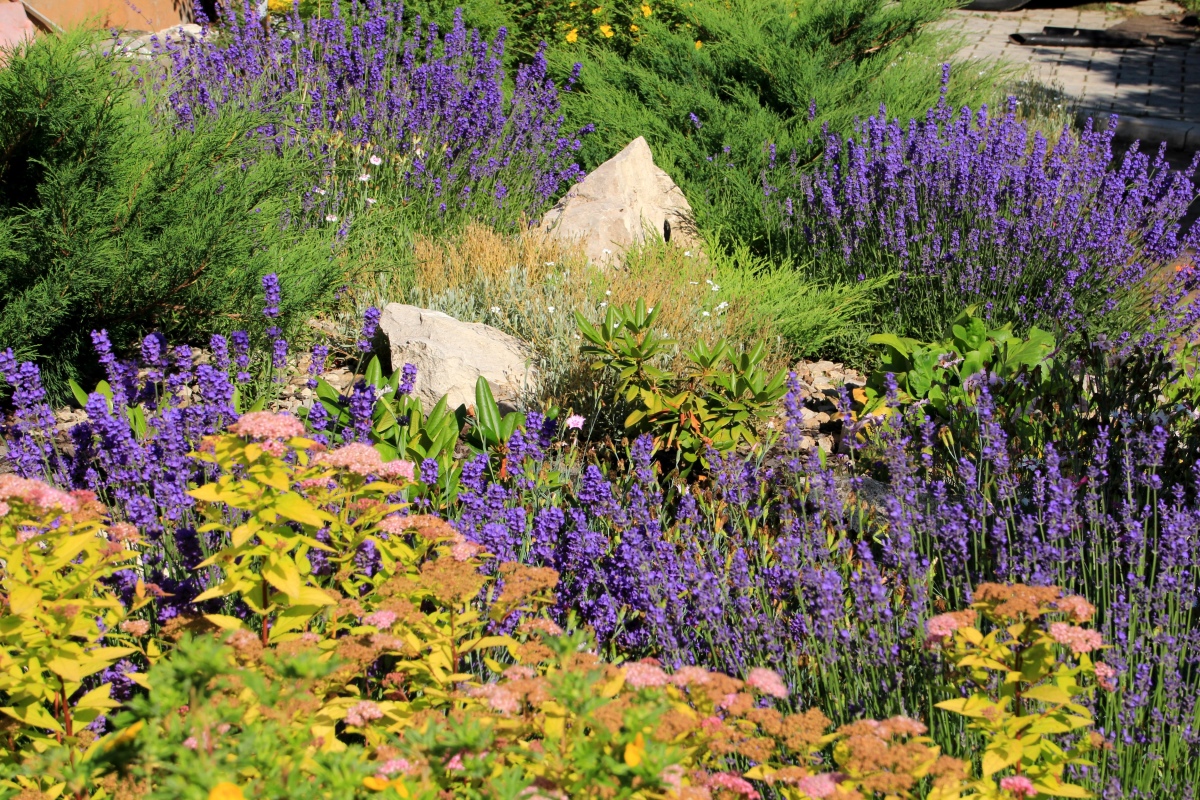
[
  {"left": 0, "top": 30, "right": 340, "bottom": 400},
  {"left": 552, "top": 0, "right": 1003, "bottom": 247}
]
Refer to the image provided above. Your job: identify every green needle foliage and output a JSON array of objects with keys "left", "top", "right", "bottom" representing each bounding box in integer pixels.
[
  {"left": 553, "top": 0, "right": 1002, "bottom": 248},
  {"left": 0, "top": 30, "right": 341, "bottom": 400}
]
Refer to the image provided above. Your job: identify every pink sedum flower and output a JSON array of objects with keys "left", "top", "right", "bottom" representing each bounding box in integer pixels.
[
  {"left": 1048, "top": 622, "right": 1104, "bottom": 654},
  {"left": 671, "top": 665, "right": 712, "bottom": 687},
  {"left": 183, "top": 737, "right": 199, "bottom": 750},
  {"left": 793, "top": 773, "right": 839, "bottom": 799},
  {"left": 1095, "top": 662, "right": 1118, "bottom": 691},
  {"left": 468, "top": 684, "right": 521, "bottom": 714},
  {"left": 705, "top": 772, "right": 760, "bottom": 799},
  {"left": 1055, "top": 594, "right": 1096, "bottom": 623},
  {"left": 376, "top": 758, "right": 414, "bottom": 777},
  {"left": 228, "top": 411, "right": 305, "bottom": 441},
  {"left": 120, "top": 620, "right": 151, "bottom": 637},
  {"left": 746, "top": 667, "right": 789, "bottom": 699},
  {"left": 0, "top": 474, "right": 79, "bottom": 513},
  {"left": 622, "top": 661, "right": 669, "bottom": 689},
  {"left": 363, "top": 610, "right": 397, "bottom": 630},
  {"left": 999, "top": 775, "right": 1037, "bottom": 798},
  {"left": 344, "top": 700, "right": 383, "bottom": 727},
  {"left": 926, "top": 613, "right": 965, "bottom": 638},
  {"left": 316, "top": 442, "right": 414, "bottom": 479}
]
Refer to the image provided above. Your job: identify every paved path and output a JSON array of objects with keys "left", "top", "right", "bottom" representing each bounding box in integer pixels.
[{"left": 945, "top": 0, "right": 1200, "bottom": 123}]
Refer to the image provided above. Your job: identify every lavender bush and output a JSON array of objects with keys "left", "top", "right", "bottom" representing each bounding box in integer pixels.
[
  {"left": 3, "top": 300, "right": 1198, "bottom": 796},
  {"left": 156, "top": 0, "right": 591, "bottom": 232},
  {"left": 761, "top": 73, "right": 1200, "bottom": 342}
]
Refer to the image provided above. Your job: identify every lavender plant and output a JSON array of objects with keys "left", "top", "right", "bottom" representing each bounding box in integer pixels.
[
  {"left": 2, "top": 289, "right": 1199, "bottom": 797},
  {"left": 157, "top": 0, "right": 591, "bottom": 234},
  {"left": 761, "top": 71, "right": 1200, "bottom": 343}
]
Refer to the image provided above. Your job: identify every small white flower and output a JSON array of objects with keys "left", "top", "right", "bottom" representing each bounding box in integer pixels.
[
  {"left": 711, "top": 284, "right": 720, "bottom": 291},
  {"left": 705, "top": 279, "right": 713, "bottom": 285},
  {"left": 544, "top": 261, "right": 556, "bottom": 267},
  {"left": 547, "top": 306, "right": 555, "bottom": 313},
  {"left": 369, "top": 155, "right": 383, "bottom": 166},
  {"left": 602, "top": 248, "right": 612, "bottom": 255},
  {"left": 648, "top": 306, "right": 654, "bottom": 312},
  {"left": 690, "top": 281, "right": 700, "bottom": 285},
  {"left": 359, "top": 174, "right": 371, "bottom": 182},
  {"left": 599, "top": 301, "right": 608, "bottom": 308},
  {"left": 326, "top": 214, "right": 339, "bottom": 222},
  {"left": 702, "top": 311, "right": 710, "bottom": 317},
  {"left": 365, "top": 198, "right": 376, "bottom": 205},
  {"left": 716, "top": 301, "right": 728, "bottom": 311},
  {"left": 314, "top": 187, "right": 327, "bottom": 195},
  {"left": 490, "top": 306, "right": 501, "bottom": 314},
  {"left": 605, "top": 290, "right": 612, "bottom": 296},
  {"left": 684, "top": 251, "right": 693, "bottom": 257}
]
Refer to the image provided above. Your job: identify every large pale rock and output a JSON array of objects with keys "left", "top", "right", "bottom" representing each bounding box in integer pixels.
[
  {"left": 0, "top": 4, "right": 35, "bottom": 56},
  {"left": 540, "top": 137, "right": 699, "bottom": 264},
  {"left": 377, "top": 304, "right": 537, "bottom": 412}
]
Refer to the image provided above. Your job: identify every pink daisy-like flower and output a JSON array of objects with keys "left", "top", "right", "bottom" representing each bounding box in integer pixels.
[
  {"left": 746, "top": 667, "right": 789, "bottom": 699},
  {"left": 999, "top": 775, "right": 1037, "bottom": 798},
  {"left": 369, "top": 155, "right": 383, "bottom": 166},
  {"left": 445, "top": 753, "right": 465, "bottom": 771},
  {"left": 183, "top": 737, "right": 199, "bottom": 750},
  {"left": 793, "top": 773, "right": 839, "bottom": 799},
  {"left": 344, "top": 700, "right": 383, "bottom": 727},
  {"left": 1048, "top": 622, "right": 1104, "bottom": 654},
  {"left": 706, "top": 772, "right": 760, "bottom": 799},
  {"left": 623, "top": 661, "right": 669, "bottom": 689},
  {"left": 363, "top": 610, "right": 398, "bottom": 630},
  {"left": 228, "top": 411, "right": 305, "bottom": 441},
  {"left": 565, "top": 414, "right": 585, "bottom": 430},
  {"left": 1095, "top": 662, "right": 1118, "bottom": 692}
]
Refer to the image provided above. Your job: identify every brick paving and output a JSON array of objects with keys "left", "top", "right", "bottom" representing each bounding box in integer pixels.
[{"left": 944, "top": 0, "right": 1200, "bottom": 122}]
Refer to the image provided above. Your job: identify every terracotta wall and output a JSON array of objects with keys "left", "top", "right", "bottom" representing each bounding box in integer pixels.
[{"left": 21, "top": 0, "right": 194, "bottom": 32}]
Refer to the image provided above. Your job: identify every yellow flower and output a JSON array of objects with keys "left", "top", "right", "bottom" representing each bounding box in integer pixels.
[
  {"left": 209, "top": 784, "right": 245, "bottom": 800},
  {"left": 641, "top": 3, "right": 652, "bottom": 16},
  {"left": 695, "top": 39, "right": 703, "bottom": 49},
  {"left": 630, "top": 23, "right": 639, "bottom": 31},
  {"left": 566, "top": 28, "right": 579, "bottom": 42},
  {"left": 592, "top": 6, "right": 603, "bottom": 13},
  {"left": 267, "top": 0, "right": 292, "bottom": 11},
  {"left": 599, "top": 24, "right": 614, "bottom": 37},
  {"left": 624, "top": 732, "right": 646, "bottom": 767}
]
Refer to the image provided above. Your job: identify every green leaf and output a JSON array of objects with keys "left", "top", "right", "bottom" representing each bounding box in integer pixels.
[
  {"left": 1024, "top": 684, "right": 1074, "bottom": 705},
  {"left": 273, "top": 493, "right": 330, "bottom": 528},
  {"left": 68, "top": 378, "right": 90, "bottom": 408},
  {"left": 474, "top": 377, "right": 501, "bottom": 436},
  {"left": 364, "top": 355, "right": 383, "bottom": 389}
]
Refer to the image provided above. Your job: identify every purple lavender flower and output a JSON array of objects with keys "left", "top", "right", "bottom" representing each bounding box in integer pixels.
[
  {"left": 262, "top": 273, "right": 281, "bottom": 319},
  {"left": 358, "top": 307, "right": 380, "bottom": 353}
]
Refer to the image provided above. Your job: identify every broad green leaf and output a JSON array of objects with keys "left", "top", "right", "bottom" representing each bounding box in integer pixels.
[
  {"left": 274, "top": 493, "right": 330, "bottom": 528},
  {"left": 8, "top": 584, "right": 41, "bottom": 616},
  {"left": 474, "top": 377, "right": 501, "bottom": 437},
  {"left": 68, "top": 379, "right": 90, "bottom": 408},
  {"left": 262, "top": 558, "right": 303, "bottom": 600}
]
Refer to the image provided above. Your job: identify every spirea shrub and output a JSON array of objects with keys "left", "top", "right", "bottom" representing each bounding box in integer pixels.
[
  {"left": 3, "top": 446, "right": 1023, "bottom": 800},
  {"left": 2, "top": 287, "right": 1199, "bottom": 797},
  {"left": 158, "top": 0, "right": 591, "bottom": 231},
  {"left": 762, "top": 79, "right": 1200, "bottom": 342}
]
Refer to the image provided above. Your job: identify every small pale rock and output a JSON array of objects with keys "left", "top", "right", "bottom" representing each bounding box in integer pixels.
[
  {"left": 539, "top": 137, "right": 699, "bottom": 265},
  {"left": 377, "top": 304, "right": 537, "bottom": 412}
]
